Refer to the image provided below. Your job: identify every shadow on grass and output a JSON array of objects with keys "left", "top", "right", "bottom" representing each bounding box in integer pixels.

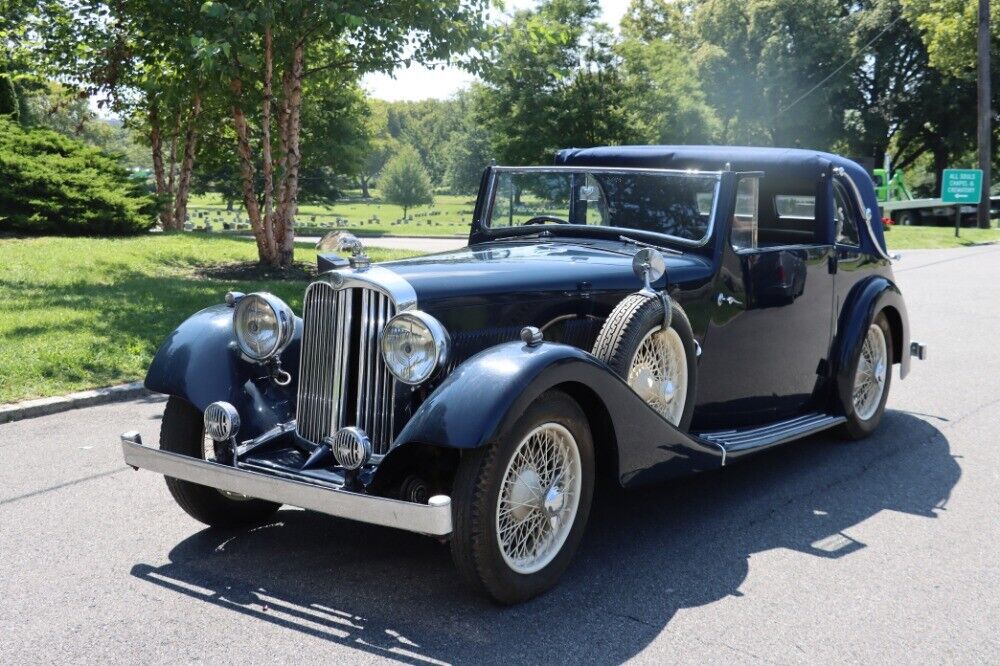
[{"left": 131, "top": 411, "right": 958, "bottom": 664}]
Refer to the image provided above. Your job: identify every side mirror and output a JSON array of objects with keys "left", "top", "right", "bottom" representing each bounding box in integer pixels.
[{"left": 631, "top": 248, "right": 666, "bottom": 293}]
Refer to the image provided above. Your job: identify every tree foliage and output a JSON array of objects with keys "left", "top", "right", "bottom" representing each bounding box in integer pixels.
[
  {"left": 901, "top": 0, "right": 999, "bottom": 79},
  {"left": 380, "top": 146, "right": 433, "bottom": 218},
  {"left": 0, "top": 74, "right": 18, "bottom": 121},
  {"left": 0, "top": 118, "right": 156, "bottom": 235},
  {"left": 475, "top": 0, "right": 641, "bottom": 166}
]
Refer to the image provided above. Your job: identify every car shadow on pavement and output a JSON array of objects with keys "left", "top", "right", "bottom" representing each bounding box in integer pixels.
[{"left": 130, "top": 410, "right": 958, "bottom": 665}]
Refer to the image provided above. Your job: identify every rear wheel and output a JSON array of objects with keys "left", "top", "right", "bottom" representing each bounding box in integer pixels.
[
  {"left": 450, "top": 391, "right": 594, "bottom": 604},
  {"left": 839, "top": 313, "right": 893, "bottom": 439},
  {"left": 160, "top": 396, "right": 281, "bottom": 527}
]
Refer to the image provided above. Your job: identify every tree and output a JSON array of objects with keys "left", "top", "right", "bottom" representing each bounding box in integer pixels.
[
  {"left": 357, "top": 99, "right": 397, "bottom": 198},
  {"left": 442, "top": 90, "right": 493, "bottom": 194},
  {"left": 381, "top": 147, "right": 433, "bottom": 219},
  {"left": 617, "top": 1, "right": 719, "bottom": 145},
  {"left": 443, "top": 124, "right": 494, "bottom": 194},
  {"left": 476, "top": 0, "right": 641, "bottom": 166},
  {"left": 693, "top": 0, "right": 854, "bottom": 148},
  {"left": 901, "top": 0, "right": 998, "bottom": 79},
  {"left": 0, "top": 117, "right": 156, "bottom": 235},
  {"left": 39, "top": 1, "right": 210, "bottom": 232},
  {"left": 194, "top": 0, "right": 490, "bottom": 267},
  {"left": 0, "top": 73, "right": 18, "bottom": 121}
]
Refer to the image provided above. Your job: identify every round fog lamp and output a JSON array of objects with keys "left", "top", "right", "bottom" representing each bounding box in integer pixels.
[
  {"left": 233, "top": 292, "right": 295, "bottom": 361},
  {"left": 380, "top": 311, "right": 450, "bottom": 385},
  {"left": 204, "top": 402, "right": 241, "bottom": 441},
  {"left": 328, "top": 427, "right": 372, "bottom": 470}
]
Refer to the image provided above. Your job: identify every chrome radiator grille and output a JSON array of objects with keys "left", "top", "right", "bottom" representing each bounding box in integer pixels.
[{"left": 295, "top": 282, "right": 398, "bottom": 455}]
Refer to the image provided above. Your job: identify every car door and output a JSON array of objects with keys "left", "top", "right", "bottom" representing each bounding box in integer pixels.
[{"left": 693, "top": 177, "right": 836, "bottom": 429}]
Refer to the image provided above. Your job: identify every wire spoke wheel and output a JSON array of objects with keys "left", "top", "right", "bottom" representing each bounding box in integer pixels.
[
  {"left": 495, "top": 423, "right": 582, "bottom": 575},
  {"left": 852, "top": 324, "right": 888, "bottom": 421},
  {"left": 627, "top": 326, "right": 688, "bottom": 426}
]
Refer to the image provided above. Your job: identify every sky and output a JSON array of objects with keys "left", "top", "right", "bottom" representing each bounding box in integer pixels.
[{"left": 361, "top": 0, "right": 630, "bottom": 102}]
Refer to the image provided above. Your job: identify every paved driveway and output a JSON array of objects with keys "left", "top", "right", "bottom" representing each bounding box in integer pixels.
[{"left": 1, "top": 246, "right": 998, "bottom": 664}]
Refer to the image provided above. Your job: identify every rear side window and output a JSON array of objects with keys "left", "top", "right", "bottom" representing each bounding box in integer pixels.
[
  {"left": 731, "top": 177, "right": 759, "bottom": 252},
  {"left": 774, "top": 195, "right": 815, "bottom": 220},
  {"left": 833, "top": 182, "right": 860, "bottom": 246}
]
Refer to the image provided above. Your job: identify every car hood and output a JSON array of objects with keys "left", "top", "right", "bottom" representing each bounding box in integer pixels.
[{"left": 378, "top": 240, "right": 714, "bottom": 308}]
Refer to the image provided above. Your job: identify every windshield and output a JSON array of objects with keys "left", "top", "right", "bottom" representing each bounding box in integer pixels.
[{"left": 484, "top": 167, "right": 721, "bottom": 245}]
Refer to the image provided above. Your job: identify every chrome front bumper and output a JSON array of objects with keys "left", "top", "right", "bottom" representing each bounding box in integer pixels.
[{"left": 120, "top": 432, "right": 453, "bottom": 536}]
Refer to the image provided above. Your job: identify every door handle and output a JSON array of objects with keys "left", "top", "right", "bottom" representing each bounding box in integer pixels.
[{"left": 717, "top": 293, "right": 743, "bottom": 307}]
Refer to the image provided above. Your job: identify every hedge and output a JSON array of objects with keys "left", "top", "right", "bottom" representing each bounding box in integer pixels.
[{"left": 0, "top": 118, "right": 157, "bottom": 236}]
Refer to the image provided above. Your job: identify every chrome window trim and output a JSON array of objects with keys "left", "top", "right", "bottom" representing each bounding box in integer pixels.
[
  {"left": 832, "top": 166, "right": 892, "bottom": 261},
  {"left": 480, "top": 166, "right": 723, "bottom": 248}
]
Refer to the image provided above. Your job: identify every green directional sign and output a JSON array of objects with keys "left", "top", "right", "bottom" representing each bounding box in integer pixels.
[{"left": 941, "top": 168, "right": 983, "bottom": 204}]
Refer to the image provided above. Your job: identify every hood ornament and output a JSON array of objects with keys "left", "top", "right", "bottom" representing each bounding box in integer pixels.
[{"left": 346, "top": 239, "right": 371, "bottom": 270}]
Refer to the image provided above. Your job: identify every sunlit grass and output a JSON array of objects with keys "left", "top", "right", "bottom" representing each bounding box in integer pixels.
[
  {"left": 885, "top": 225, "right": 1000, "bottom": 249},
  {"left": 0, "top": 234, "right": 416, "bottom": 403},
  {"left": 187, "top": 191, "right": 475, "bottom": 237}
]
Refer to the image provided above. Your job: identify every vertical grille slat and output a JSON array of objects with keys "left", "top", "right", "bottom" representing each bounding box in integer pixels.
[{"left": 296, "top": 282, "right": 397, "bottom": 456}]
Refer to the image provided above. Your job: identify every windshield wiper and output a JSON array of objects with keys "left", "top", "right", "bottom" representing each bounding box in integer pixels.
[{"left": 618, "top": 234, "right": 683, "bottom": 255}]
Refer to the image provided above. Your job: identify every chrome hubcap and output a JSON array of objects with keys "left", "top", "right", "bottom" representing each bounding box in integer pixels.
[
  {"left": 496, "top": 423, "right": 582, "bottom": 575},
  {"left": 628, "top": 326, "right": 688, "bottom": 425},
  {"left": 853, "top": 324, "right": 888, "bottom": 421}
]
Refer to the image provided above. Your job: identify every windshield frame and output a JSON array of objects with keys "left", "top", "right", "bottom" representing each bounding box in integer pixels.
[{"left": 478, "top": 165, "right": 724, "bottom": 248}]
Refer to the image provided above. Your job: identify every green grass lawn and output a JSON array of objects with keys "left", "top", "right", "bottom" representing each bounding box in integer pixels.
[
  {"left": 187, "top": 191, "right": 474, "bottom": 237},
  {"left": 885, "top": 225, "right": 1000, "bottom": 249},
  {"left": 0, "top": 234, "right": 416, "bottom": 404}
]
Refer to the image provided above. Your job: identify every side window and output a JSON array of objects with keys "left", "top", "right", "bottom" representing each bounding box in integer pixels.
[
  {"left": 731, "top": 177, "right": 759, "bottom": 252},
  {"left": 833, "top": 182, "right": 859, "bottom": 246}
]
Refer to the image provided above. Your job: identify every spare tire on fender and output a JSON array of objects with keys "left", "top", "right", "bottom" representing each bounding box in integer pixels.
[{"left": 591, "top": 294, "right": 697, "bottom": 432}]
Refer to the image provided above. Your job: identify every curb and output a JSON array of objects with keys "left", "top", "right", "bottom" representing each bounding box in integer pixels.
[{"left": 0, "top": 382, "right": 153, "bottom": 425}]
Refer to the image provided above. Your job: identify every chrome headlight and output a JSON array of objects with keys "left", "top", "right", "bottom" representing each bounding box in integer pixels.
[
  {"left": 380, "top": 311, "right": 450, "bottom": 385},
  {"left": 233, "top": 292, "right": 295, "bottom": 361}
]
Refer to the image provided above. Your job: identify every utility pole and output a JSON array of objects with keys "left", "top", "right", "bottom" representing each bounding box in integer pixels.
[{"left": 977, "top": 0, "right": 992, "bottom": 228}]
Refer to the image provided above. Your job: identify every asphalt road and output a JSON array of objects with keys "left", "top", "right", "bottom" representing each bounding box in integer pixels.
[{"left": 2, "top": 246, "right": 998, "bottom": 664}]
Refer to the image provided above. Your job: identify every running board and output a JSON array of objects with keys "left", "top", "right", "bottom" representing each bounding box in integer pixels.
[{"left": 695, "top": 412, "right": 846, "bottom": 465}]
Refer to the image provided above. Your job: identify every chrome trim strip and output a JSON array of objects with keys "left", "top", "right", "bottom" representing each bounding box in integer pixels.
[
  {"left": 318, "top": 266, "right": 417, "bottom": 312},
  {"left": 832, "top": 166, "right": 894, "bottom": 262},
  {"left": 121, "top": 432, "right": 452, "bottom": 536}
]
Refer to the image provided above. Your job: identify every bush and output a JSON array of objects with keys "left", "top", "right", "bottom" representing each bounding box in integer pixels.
[{"left": 0, "top": 118, "right": 156, "bottom": 236}]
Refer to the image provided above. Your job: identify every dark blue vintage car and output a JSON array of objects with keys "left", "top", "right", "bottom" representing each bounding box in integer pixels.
[{"left": 122, "top": 146, "right": 926, "bottom": 604}]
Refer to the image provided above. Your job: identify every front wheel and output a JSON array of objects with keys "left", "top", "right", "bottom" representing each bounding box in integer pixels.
[
  {"left": 160, "top": 396, "right": 281, "bottom": 527},
  {"left": 450, "top": 390, "right": 595, "bottom": 604}
]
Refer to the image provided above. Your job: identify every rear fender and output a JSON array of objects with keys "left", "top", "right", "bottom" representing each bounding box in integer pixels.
[
  {"left": 388, "top": 341, "right": 721, "bottom": 488},
  {"left": 832, "top": 276, "right": 911, "bottom": 409},
  {"left": 144, "top": 304, "right": 301, "bottom": 438}
]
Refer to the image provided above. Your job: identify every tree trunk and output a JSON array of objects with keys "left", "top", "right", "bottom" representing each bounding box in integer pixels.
[
  {"left": 149, "top": 101, "right": 172, "bottom": 230},
  {"left": 275, "top": 42, "right": 305, "bottom": 268},
  {"left": 261, "top": 25, "right": 276, "bottom": 254},
  {"left": 360, "top": 175, "right": 370, "bottom": 199},
  {"left": 165, "top": 114, "right": 180, "bottom": 229},
  {"left": 233, "top": 104, "right": 272, "bottom": 262},
  {"left": 172, "top": 94, "right": 202, "bottom": 233}
]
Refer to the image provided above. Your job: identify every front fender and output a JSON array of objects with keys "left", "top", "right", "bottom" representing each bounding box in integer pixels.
[
  {"left": 392, "top": 341, "right": 721, "bottom": 487},
  {"left": 832, "top": 276, "right": 911, "bottom": 407},
  {"left": 144, "top": 304, "right": 301, "bottom": 438}
]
